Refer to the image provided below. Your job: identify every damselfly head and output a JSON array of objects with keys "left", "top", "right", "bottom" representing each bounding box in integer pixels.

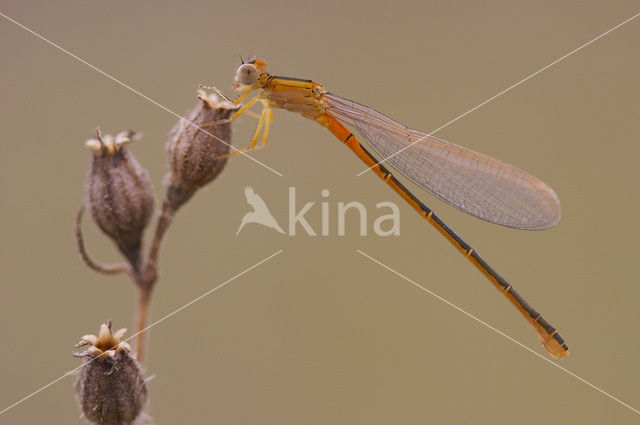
[
  {"left": 233, "top": 58, "right": 268, "bottom": 90},
  {"left": 234, "top": 63, "right": 260, "bottom": 88}
]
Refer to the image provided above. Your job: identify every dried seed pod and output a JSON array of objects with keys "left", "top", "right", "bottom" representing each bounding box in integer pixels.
[
  {"left": 85, "top": 129, "right": 155, "bottom": 270},
  {"left": 73, "top": 322, "right": 147, "bottom": 425},
  {"left": 165, "top": 90, "right": 237, "bottom": 210}
]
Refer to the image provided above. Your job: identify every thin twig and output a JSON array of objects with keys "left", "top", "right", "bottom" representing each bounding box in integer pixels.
[
  {"left": 134, "top": 286, "right": 152, "bottom": 362},
  {"left": 75, "top": 205, "right": 131, "bottom": 276},
  {"left": 132, "top": 200, "right": 175, "bottom": 363},
  {"left": 147, "top": 200, "right": 175, "bottom": 273}
]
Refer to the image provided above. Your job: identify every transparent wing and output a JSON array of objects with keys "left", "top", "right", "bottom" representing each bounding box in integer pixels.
[{"left": 326, "top": 93, "right": 561, "bottom": 230}]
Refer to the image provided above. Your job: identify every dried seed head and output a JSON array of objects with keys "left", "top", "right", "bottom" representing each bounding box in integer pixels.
[
  {"left": 86, "top": 129, "right": 155, "bottom": 270},
  {"left": 165, "top": 90, "right": 237, "bottom": 210},
  {"left": 73, "top": 322, "right": 147, "bottom": 425}
]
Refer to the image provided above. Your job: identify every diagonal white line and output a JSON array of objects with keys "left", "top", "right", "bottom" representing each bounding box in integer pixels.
[
  {"left": 356, "top": 249, "right": 640, "bottom": 415},
  {"left": 356, "top": 11, "right": 640, "bottom": 176},
  {"left": 0, "top": 11, "right": 283, "bottom": 177},
  {"left": 0, "top": 249, "right": 283, "bottom": 416}
]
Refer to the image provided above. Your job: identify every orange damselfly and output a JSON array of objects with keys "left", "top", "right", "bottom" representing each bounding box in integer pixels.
[{"left": 205, "top": 57, "right": 568, "bottom": 359}]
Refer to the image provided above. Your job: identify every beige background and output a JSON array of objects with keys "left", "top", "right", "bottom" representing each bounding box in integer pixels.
[{"left": 1, "top": 1, "right": 639, "bottom": 424}]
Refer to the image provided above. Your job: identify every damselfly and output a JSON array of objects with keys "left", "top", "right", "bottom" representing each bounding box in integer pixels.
[{"left": 205, "top": 58, "right": 568, "bottom": 359}]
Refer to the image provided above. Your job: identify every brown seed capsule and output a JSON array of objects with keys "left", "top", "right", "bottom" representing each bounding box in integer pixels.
[
  {"left": 165, "top": 90, "right": 237, "bottom": 210},
  {"left": 86, "top": 129, "right": 155, "bottom": 270},
  {"left": 73, "top": 322, "right": 147, "bottom": 425}
]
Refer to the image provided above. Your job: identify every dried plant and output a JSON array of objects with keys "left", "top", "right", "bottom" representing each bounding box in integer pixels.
[
  {"left": 73, "top": 322, "right": 147, "bottom": 425},
  {"left": 73, "top": 91, "right": 238, "bottom": 423}
]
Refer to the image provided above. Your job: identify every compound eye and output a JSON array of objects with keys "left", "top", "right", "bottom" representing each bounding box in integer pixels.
[{"left": 237, "top": 64, "right": 259, "bottom": 86}]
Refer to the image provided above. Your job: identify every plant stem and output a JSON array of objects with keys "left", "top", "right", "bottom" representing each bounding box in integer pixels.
[
  {"left": 148, "top": 200, "right": 175, "bottom": 270},
  {"left": 75, "top": 205, "right": 132, "bottom": 275},
  {"left": 134, "top": 286, "right": 153, "bottom": 362},
  {"left": 133, "top": 200, "right": 175, "bottom": 364}
]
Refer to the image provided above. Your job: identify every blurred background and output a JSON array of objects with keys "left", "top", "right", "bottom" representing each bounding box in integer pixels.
[{"left": 1, "top": 1, "right": 639, "bottom": 424}]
